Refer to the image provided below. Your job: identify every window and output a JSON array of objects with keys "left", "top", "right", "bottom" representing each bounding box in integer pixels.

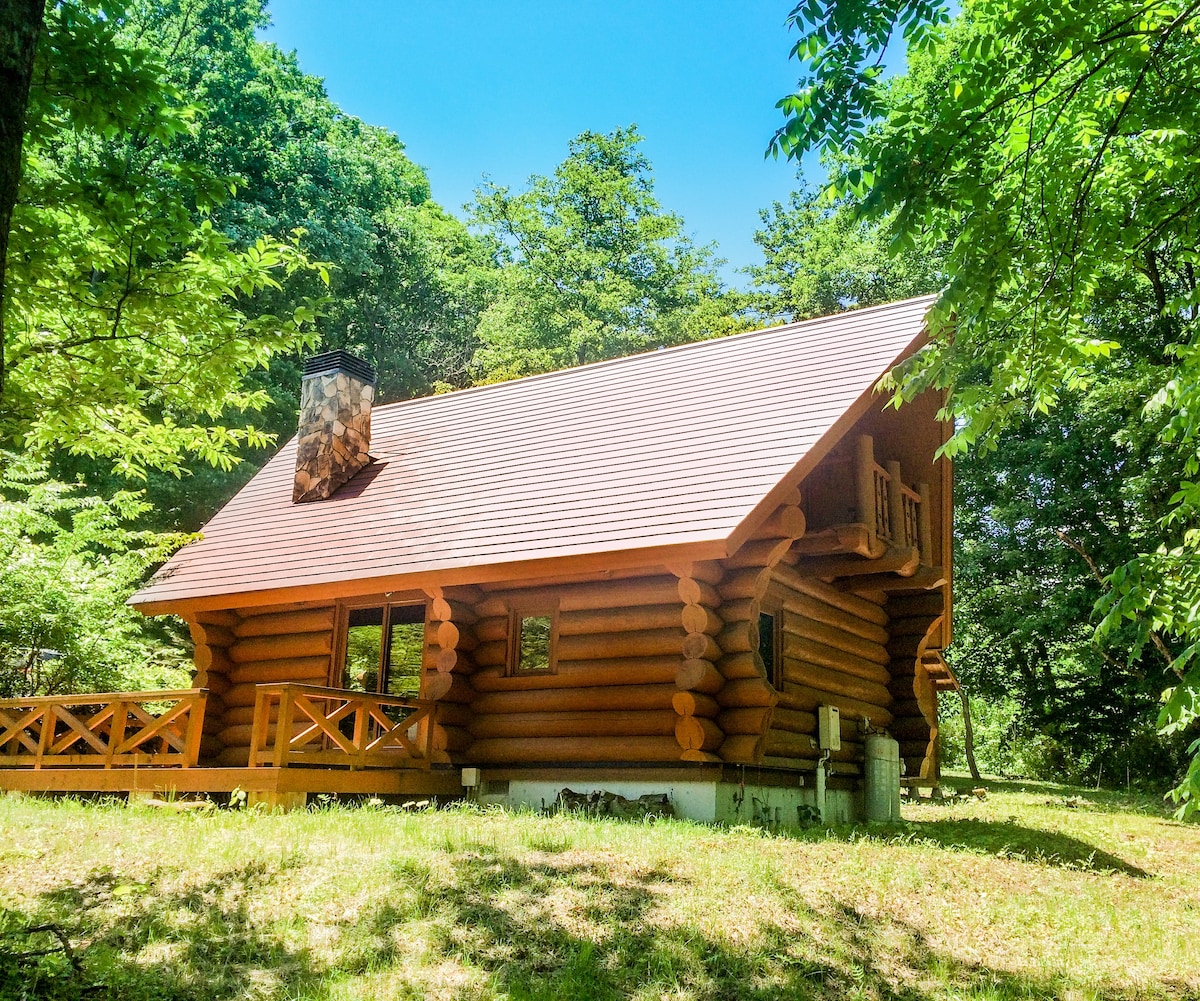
[
  {"left": 508, "top": 607, "right": 558, "bottom": 675},
  {"left": 759, "top": 611, "right": 782, "bottom": 687},
  {"left": 340, "top": 602, "right": 426, "bottom": 698}
]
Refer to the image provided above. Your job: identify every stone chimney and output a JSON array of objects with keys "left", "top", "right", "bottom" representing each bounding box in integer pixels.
[{"left": 293, "top": 350, "right": 376, "bottom": 503}]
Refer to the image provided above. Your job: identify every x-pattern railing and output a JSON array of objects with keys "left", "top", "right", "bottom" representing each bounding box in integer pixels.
[
  {"left": 0, "top": 690, "right": 208, "bottom": 769},
  {"left": 249, "top": 684, "right": 434, "bottom": 771}
]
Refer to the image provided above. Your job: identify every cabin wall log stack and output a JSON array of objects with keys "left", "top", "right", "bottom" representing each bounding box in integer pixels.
[
  {"left": 467, "top": 574, "right": 687, "bottom": 764},
  {"left": 885, "top": 592, "right": 944, "bottom": 780},
  {"left": 189, "top": 613, "right": 237, "bottom": 763},
  {"left": 423, "top": 586, "right": 480, "bottom": 762},
  {"left": 672, "top": 560, "right": 725, "bottom": 762},
  {"left": 711, "top": 494, "right": 805, "bottom": 763},
  {"left": 205, "top": 603, "right": 335, "bottom": 766}
]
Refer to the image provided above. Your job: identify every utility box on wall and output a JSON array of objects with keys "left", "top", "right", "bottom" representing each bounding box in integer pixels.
[{"left": 817, "top": 705, "right": 841, "bottom": 750}]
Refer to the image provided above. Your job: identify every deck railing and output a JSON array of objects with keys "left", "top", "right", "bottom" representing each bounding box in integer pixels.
[
  {"left": 855, "top": 435, "right": 932, "bottom": 563},
  {"left": 0, "top": 690, "right": 208, "bottom": 769},
  {"left": 249, "top": 684, "right": 435, "bottom": 771}
]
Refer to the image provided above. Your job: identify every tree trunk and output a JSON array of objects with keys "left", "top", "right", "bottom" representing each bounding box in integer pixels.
[
  {"left": 0, "top": 0, "right": 44, "bottom": 398},
  {"left": 958, "top": 686, "right": 981, "bottom": 781}
]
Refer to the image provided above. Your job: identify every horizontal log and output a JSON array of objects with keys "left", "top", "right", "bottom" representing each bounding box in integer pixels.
[
  {"left": 429, "top": 598, "right": 478, "bottom": 625},
  {"left": 888, "top": 635, "right": 925, "bottom": 659},
  {"left": 782, "top": 661, "right": 892, "bottom": 706},
  {"left": 235, "top": 601, "right": 324, "bottom": 618},
  {"left": 889, "top": 698, "right": 925, "bottom": 718},
  {"left": 193, "top": 645, "right": 233, "bottom": 675},
  {"left": 717, "top": 678, "right": 777, "bottom": 708},
  {"left": 779, "top": 684, "right": 893, "bottom": 727},
  {"left": 675, "top": 715, "right": 723, "bottom": 752},
  {"left": 888, "top": 593, "right": 944, "bottom": 618},
  {"left": 228, "top": 632, "right": 332, "bottom": 665},
  {"left": 784, "top": 614, "right": 889, "bottom": 665},
  {"left": 199, "top": 734, "right": 223, "bottom": 760},
  {"left": 754, "top": 504, "right": 807, "bottom": 540},
  {"left": 782, "top": 635, "right": 891, "bottom": 685},
  {"left": 223, "top": 683, "right": 264, "bottom": 708},
  {"left": 474, "top": 639, "right": 509, "bottom": 668},
  {"left": 760, "top": 756, "right": 817, "bottom": 772},
  {"left": 233, "top": 608, "right": 335, "bottom": 639},
  {"left": 190, "top": 622, "right": 236, "bottom": 649},
  {"left": 228, "top": 657, "right": 331, "bottom": 686},
  {"left": 718, "top": 651, "right": 764, "bottom": 680},
  {"left": 472, "top": 657, "right": 681, "bottom": 691},
  {"left": 675, "top": 659, "right": 724, "bottom": 694},
  {"left": 717, "top": 706, "right": 773, "bottom": 735},
  {"left": 192, "top": 670, "right": 230, "bottom": 695},
  {"left": 718, "top": 567, "right": 771, "bottom": 602},
  {"left": 781, "top": 595, "right": 890, "bottom": 646},
  {"left": 468, "top": 735, "right": 683, "bottom": 764},
  {"left": 222, "top": 706, "right": 258, "bottom": 727},
  {"left": 718, "top": 597, "right": 759, "bottom": 625},
  {"left": 469, "top": 710, "right": 677, "bottom": 739},
  {"left": 717, "top": 734, "right": 763, "bottom": 763},
  {"left": 434, "top": 702, "right": 472, "bottom": 727},
  {"left": 559, "top": 604, "right": 682, "bottom": 636},
  {"left": 890, "top": 717, "right": 935, "bottom": 741},
  {"left": 424, "top": 672, "right": 474, "bottom": 703},
  {"left": 681, "top": 632, "right": 722, "bottom": 662},
  {"left": 485, "top": 576, "right": 679, "bottom": 614},
  {"left": 216, "top": 746, "right": 251, "bottom": 767},
  {"left": 557, "top": 628, "right": 686, "bottom": 661},
  {"left": 194, "top": 609, "right": 240, "bottom": 628},
  {"left": 472, "top": 683, "right": 677, "bottom": 715},
  {"left": 666, "top": 559, "right": 725, "bottom": 585},
  {"left": 717, "top": 621, "right": 756, "bottom": 654},
  {"left": 771, "top": 563, "right": 889, "bottom": 626},
  {"left": 889, "top": 615, "right": 941, "bottom": 638},
  {"left": 677, "top": 577, "right": 721, "bottom": 608},
  {"left": 762, "top": 730, "right": 818, "bottom": 759},
  {"left": 217, "top": 721, "right": 310, "bottom": 748},
  {"left": 769, "top": 707, "right": 817, "bottom": 734},
  {"left": 474, "top": 616, "right": 510, "bottom": 643},
  {"left": 432, "top": 723, "right": 472, "bottom": 753},
  {"left": 681, "top": 603, "right": 723, "bottom": 635},
  {"left": 671, "top": 691, "right": 720, "bottom": 718},
  {"left": 725, "top": 537, "right": 793, "bottom": 570}
]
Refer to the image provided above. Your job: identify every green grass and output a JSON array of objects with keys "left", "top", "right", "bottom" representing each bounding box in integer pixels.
[{"left": 0, "top": 775, "right": 1196, "bottom": 1000}]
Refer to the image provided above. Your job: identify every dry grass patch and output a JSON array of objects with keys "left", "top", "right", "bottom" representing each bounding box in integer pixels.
[{"left": 0, "top": 777, "right": 1196, "bottom": 1000}]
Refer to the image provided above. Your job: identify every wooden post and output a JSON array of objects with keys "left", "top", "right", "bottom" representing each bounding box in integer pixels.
[
  {"left": 887, "top": 460, "right": 906, "bottom": 548},
  {"left": 248, "top": 688, "right": 271, "bottom": 767},
  {"left": 272, "top": 688, "right": 293, "bottom": 770},
  {"left": 35, "top": 706, "right": 54, "bottom": 770},
  {"left": 182, "top": 692, "right": 206, "bottom": 768},
  {"left": 918, "top": 481, "right": 933, "bottom": 566},
  {"left": 353, "top": 694, "right": 368, "bottom": 771},
  {"left": 106, "top": 701, "right": 128, "bottom": 770},
  {"left": 855, "top": 435, "right": 877, "bottom": 551}
]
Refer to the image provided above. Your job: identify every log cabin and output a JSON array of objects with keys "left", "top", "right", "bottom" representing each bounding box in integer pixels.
[{"left": 0, "top": 296, "right": 956, "bottom": 819}]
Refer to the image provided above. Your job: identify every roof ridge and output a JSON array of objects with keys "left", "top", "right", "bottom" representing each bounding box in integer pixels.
[{"left": 371, "top": 294, "right": 937, "bottom": 415}]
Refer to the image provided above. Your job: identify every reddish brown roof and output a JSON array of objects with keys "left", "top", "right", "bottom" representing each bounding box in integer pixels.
[{"left": 132, "top": 296, "right": 935, "bottom": 612}]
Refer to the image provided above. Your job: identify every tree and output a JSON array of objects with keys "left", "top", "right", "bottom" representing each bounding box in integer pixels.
[
  {"left": 3, "top": 0, "right": 324, "bottom": 479},
  {"left": 771, "top": 0, "right": 1200, "bottom": 810},
  {"left": 469, "top": 126, "right": 732, "bottom": 380},
  {"left": 747, "top": 184, "right": 942, "bottom": 321},
  {"left": 0, "top": 0, "right": 44, "bottom": 397}
]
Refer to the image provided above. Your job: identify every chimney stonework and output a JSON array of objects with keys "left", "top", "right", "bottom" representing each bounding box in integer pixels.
[{"left": 293, "top": 351, "right": 376, "bottom": 503}]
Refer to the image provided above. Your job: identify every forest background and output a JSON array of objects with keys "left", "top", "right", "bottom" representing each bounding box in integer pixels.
[{"left": 0, "top": 0, "right": 1196, "bottom": 810}]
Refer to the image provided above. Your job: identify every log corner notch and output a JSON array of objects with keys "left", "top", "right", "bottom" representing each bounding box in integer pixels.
[
  {"left": 186, "top": 612, "right": 237, "bottom": 765},
  {"left": 686, "top": 488, "right": 807, "bottom": 765},
  {"left": 423, "top": 584, "right": 481, "bottom": 762},
  {"left": 788, "top": 434, "right": 941, "bottom": 594}
]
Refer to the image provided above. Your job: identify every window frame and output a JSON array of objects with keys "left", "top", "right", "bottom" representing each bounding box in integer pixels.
[
  {"left": 333, "top": 596, "right": 429, "bottom": 697},
  {"left": 506, "top": 602, "right": 560, "bottom": 677},
  {"left": 758, "top": 604, "right": 783, "bottom": 689}
]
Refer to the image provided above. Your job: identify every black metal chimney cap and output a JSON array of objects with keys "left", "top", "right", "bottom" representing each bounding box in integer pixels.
[{"left": 302, "top": 350, "right": 375, "bottom": 385}]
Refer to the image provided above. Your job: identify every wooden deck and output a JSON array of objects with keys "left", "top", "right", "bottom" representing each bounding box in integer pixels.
[{"left": 0, "top": 686, "right": 461, "bottom": 805}]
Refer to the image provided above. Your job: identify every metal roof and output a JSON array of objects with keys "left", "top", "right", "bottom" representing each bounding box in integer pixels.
[{"left": 132, "top": 296, "right": 935, "bottom": 612}]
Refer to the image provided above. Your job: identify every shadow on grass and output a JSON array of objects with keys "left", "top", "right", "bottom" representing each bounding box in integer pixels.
[
  {"left": 3, "top": 838, "right": 1169, "bottom": 1000},
  {"left": 804, "top": 817, "right": 1151, "bottom": 878}
]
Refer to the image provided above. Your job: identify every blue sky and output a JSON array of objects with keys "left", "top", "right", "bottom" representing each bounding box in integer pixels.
[{"left": 260, "top": 1, "right": 815, "bottom": 287}]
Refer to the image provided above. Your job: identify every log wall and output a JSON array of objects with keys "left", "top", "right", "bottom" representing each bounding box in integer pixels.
[{"left": 885, "top": 592, "right": 944, "bottom": 780}]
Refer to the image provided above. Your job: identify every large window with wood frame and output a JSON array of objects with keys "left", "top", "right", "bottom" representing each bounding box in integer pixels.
[
  {"left": 340, "top": 602, "right": 426, "bottom": 698},
  {"left": 507, "top": 606, "right": 558, "bottom": 676}
]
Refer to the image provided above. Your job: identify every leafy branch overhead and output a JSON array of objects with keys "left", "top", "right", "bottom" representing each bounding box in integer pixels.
[{"left": 772, "top": 0, "right": 1200, "bottom": 811}]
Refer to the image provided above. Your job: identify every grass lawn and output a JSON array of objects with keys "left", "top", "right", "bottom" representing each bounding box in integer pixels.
[{"left": 0, "top": 775, "right": 1196, "bottom": 1000}]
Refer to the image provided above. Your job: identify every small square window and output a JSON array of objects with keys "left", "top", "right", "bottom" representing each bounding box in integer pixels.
[{"left": 508, "top": 608, "right": 557, "bottom": 675}]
